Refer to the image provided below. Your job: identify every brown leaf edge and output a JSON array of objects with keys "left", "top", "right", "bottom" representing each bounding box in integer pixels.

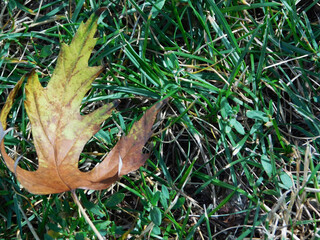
[{"left": 0, "top": 77, "right": 24, "bottom": 172}]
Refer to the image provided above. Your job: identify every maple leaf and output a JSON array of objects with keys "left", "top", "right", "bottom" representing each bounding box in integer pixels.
[{"left": 0, "top": 14, "right": 163, "bottom": 195}]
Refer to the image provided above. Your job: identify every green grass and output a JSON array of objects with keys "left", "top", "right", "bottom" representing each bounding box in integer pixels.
[{"left": 1, "top": 0, "right": 320, "bottom": 239}]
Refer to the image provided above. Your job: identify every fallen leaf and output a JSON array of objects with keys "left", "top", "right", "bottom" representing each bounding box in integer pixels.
[{"left": 0, "top": 13, "right": 163, "bottom": 195}]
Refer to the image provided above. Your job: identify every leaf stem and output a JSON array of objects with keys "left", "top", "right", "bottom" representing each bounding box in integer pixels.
[{"left": 71, "top": 190, "right": 105, "bottom": 240}]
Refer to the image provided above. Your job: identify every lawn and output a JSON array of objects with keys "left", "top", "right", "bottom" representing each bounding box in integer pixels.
[{"left": 1, "top": 0, "right": 320, "bottom": 239}]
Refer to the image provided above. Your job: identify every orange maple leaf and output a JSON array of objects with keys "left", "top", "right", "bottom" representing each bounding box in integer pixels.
[{"left": 0, "top": 14, "right": 163, "bottom": 195}]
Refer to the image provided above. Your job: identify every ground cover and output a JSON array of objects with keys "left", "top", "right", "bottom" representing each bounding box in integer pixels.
[{"left": 1, "top": 0, "right": 320, "bottom": 239}]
